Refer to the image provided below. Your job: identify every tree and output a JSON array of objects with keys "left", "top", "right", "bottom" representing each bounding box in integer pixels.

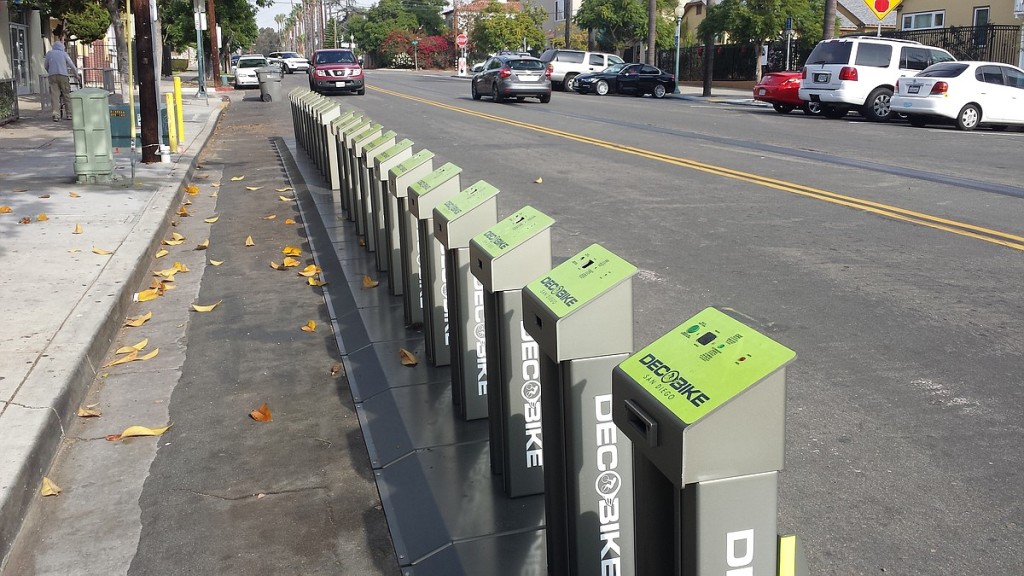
[
  {"left": 349, "top": 0, "right": 418, "bottom": 55},
  {"left": 573, "top": 0, "right": 645, "bottom": 54},
  {"left": 698, "top": 0, "right": 822, "bottom": 82},
  {"left": 64, "top": 2, "right": 111, "bottom": 43},
  {"left": 468, "top": 1, "right": 546, "bottom": 55},
  {"left": 254, "top": 27, "right": 281, "bottom": 55}
]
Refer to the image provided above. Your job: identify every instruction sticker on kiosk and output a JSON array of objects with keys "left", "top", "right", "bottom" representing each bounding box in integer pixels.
[
  {"left": 619, "top": 307, "right": 795, "bottom": 424},
  {"left": 409, "top": 162, "right": 462, "bottom": 199},
  {"left": 472, "top": 206, "right": 554, "bottom": 258},
  {"left": 525, "top": 243, "right": 636, "bottom": 318}
]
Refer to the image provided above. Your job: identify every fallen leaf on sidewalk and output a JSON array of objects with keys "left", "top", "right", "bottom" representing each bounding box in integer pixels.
[
  {"left": 230, "top": 176, "right": 244, "bottom": 181},
  {"left": 93, "top": 246, "right": 111, "bottom": 255},
  {"left": 210, "top": 190, "right": 218, "bottom": 198},
  {"left": 102, "top": 349, "right": 138, "bottom": 367},
  {"left": 301, "top": 320, "right": 317, "bottom": 332},
  {"left": 68, "top": 249, "right": 81, "bottom": 253},
  {"left": 76, "top": 405, "right": 102, "bottom": 418},
  {"left": 282, "top": 245, "right": 301, "bottom": 256},
  {"left": 39, "top": 194, "right": 50, "bottom": 199},
  {"left": 125, "top": 312, "right": 153, "bottom": 327},
  {"left": 107, "top": 424, "right": 173, "bottom": 441},
  {"left": 534, "top": 177, "right": 543, "bottom": 184},
  {"left": 37, "top": 213, "right": 48, "bottom": 221},
  {"left": 263, "top": 214, "right": 277, "bottom": 220},
  {"left": 308, "top": 276, "right": 327, "bottom": 287},
  {"left": 41, "top": 477, "right": 62, "bottom": 497},
  {"left": 203, "top": 216, "right": 219, "bottom": 223},
  {"left": 276, "top": 187, "right": 293, "bottom": 193},
  {"left": 250, "top": 403, "right": 272, "bottom": 422},
  {"left": 19, "top": 217, "right": 31, "bottom": 224},
  {"left": 69, "top": 192, "right": 80, "bottom": 198},
  {"left": 358, "top": 237, "right": 365, "bottom": 247},
  {"left": 299, "top": 264, "right": 321, "bottom": 278},
  {"left": 136, "top": 288, "right": 160, "bottom": 302},
  {"left": 155, "top": 249, "right": 169, "bottom": 259},
  {"left": 195, "top": 239, "right": 209, "bottom": 250},
  {"left": 0, "top": 205, "right": 12, "bottom": 213},
  {"left": 245, "top": 236, "right": 255, "bottom": 247},
  {"left": 139, "top": 348, "right": 159, "bottom": 361},
  {"left": 185, "top": 184, "right": 199, "bottom": 195},
  {"left": 73, "top": 224, "right": 83, "bottom": 234},
  {"left": 191, "top": 300, "right": 222, "bottom": 312},
  {"left": 269, "top": 261, "right": 284, "bottom": 270},
  {"left": 399, "top": 348, "right": 418, "bottom": 367},
  {"left": 284, "top": 218, "right": 296, "bottom": 225},
  {"left": 209, "top": 259, "right": 224, "bottom": 266},
  {"left": 330, "top": 363, "right": 343, "bottom": 376},
  {"left": 282, "top": 257, "right": 300, "bottom": 267},
  {"left": 115, "top": 338, "right": 149, "bottom": 354},
  {"left": 245, "top": 186, "right": 263, "bottom": 191},
  {"left": 174, "top": 261, "right": 189, "bottom": 273},
  {"left": 278, "top": 195, "right": 294, "bottom": 202},
  {"left": 13, "top": 187, "right": 28, "bottom": 192},
  {"left": 211, "top": 183, "right": 220, "bottom": 188},
  {"left": 162, "top": 233, "right": 185, "bottom": 246},
  {"left": 177, "top": 205, "right": 190, "bottom": 217},
  {"left": 362, "top": 275, "right": 379, "bottom": 289}
]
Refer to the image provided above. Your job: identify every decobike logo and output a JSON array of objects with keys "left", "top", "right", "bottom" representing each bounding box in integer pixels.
[
  {"left": 595, "top": 394, "right": 622, "bottom": 575},
  {"left": 726, "top": 529, "right": 755, "bottom": 576},
  {"left": 638, "top": 353, "right": 710, "bottom": 408},
  {"left": 438, "top": 242, "right": 449, "bottom": 345},
  {"left": 520, "top": 324, "right": 542, "bottom": 468},
  {"left": 538, "top": 276, "right": 579, "bottom": 308},
  {"left": 472, "top": 278, "right": 486, "bottom": 397}
]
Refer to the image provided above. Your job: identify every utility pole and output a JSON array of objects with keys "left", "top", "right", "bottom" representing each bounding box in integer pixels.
[
  {"left": 133, "top": 0, "right": 159, "bottom": 163},
  {"left": 207, "top": 0, "right": 220, "bottom": 87},
  {"left": 563, "top": 0, "right": 571, "bottom": 47},
  {"left": 823, "top": 0, "right": 837, "bottom": 39}
]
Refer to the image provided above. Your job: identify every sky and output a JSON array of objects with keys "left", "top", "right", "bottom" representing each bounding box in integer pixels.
[{"left": 255, "top": 0, "right": 376, "bottom": 31}]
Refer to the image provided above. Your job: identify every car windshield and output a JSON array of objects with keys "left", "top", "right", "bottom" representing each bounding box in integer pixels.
[
  {"left": 918, "top": 62, "right": 968, "bottom": 78},
  {"left": 509, "top": 59, "right": 545, "bottom": 71},
  {"left": 608, "top": 55, "right": 625, "bottom": 65},
  {"left": 238, "top": 59, "right": 266, "bottom": 68},
  {"left": 315, "top": 51, "right": 356, "bottom": 64},
  {"left": 805, "top": 42, "right": 852, "bottom": 65},
  {"left": 280, "top": 52, "right": 302, "bottom": 59},
  {"left": 602, "top": 63, "right": 628, "bottom": 74}
]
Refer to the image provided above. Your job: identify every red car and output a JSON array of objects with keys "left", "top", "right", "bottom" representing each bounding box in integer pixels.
[
  {"left": 308, "top": 48, "right": 365, "bottom": 95},
  {"left": 753, "top": 71, "right": 821, "bottom": 116}
]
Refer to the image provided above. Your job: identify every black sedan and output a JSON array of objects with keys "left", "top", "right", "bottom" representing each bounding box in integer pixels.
[{"left": 574, "top": 63, "right": 676, "bottom": 98}]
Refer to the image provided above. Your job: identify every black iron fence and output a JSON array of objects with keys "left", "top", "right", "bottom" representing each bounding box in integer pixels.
[
  {"left": 884, "top": 25, "right": 1022, "bottom": 65},
  {"left": 653, "top": 40, "right": 814, "bottom": 82}
]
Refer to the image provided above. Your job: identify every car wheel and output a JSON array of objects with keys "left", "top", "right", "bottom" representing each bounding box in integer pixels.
[
  {"left": 282, "top": 64, "right": 290, "bottom": 74},
  {"left": 772, "top": 104, "right": 795, "bottom": 114},
  {"left": 802, "top": 102, "right": 823, "bottom": 116},
  {"left": 907, "top": 115, "right": 927, "bottom": 128},
  {"left": 862, "top": 87, "right": 894, "bottom": 122},
  {"left": 823, "top": 106, "right": 847, "bottom": 119},
  {"left": 471, "top": 82, "right": 481, "bottom": 100},
  {"left": 539, "top": 93, "right": 551, "bottom": 104},
  {"left": 492, "top": 83, "right": 503, "bottom": 103},
  {"left": 652, "top": 84, "right": 667, "bottom": 99},
  {"left": 564, "top": 73, "right": 578, "bottom": 92},
  {"left": 595, "top": 80, "right": 609, "bottom": 96},
  {"left": 956, "top": 104, "right": 980, "bottom": 131}
]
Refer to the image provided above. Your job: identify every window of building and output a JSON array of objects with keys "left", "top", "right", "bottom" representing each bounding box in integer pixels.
[
  {"left": 902, "top": 11, "right": 944, "bottom": 30},
  {"left": 973, "top": 7, "right": 990, "bottom": 46}
]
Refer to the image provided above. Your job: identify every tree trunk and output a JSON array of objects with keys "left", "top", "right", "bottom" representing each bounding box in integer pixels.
[
  {"left": 646, "top": 0, "right": 656, "bottom": 65},
  {"left": 824, "top": 0, "right": 837, "bottom": 40},
  {"left": 106, "top": 0, "right": 130, "bottom": 98}
]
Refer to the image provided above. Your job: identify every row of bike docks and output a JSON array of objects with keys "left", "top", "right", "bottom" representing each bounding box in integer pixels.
[{"left": 289, "top": 87, "right": 809, "bottom": 576}]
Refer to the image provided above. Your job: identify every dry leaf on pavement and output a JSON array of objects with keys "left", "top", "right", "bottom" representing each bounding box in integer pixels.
[
  {"left": 282, "top": 246, "right": 301, "bottom": 256},
  {"left": 185, "top": 184, "right": 199, "bottom": 195},
  {"left": 155, "top": 249, "right": 169, "bottom": 259},
  {"left": 330, "top": 362, "right": 343, "bottom": 376},
  {"left": 136, "top": 288, "right": 160, "bottom": 302},
  {"left": 230, "top": 175, "right": 244, "bottom": 181},
  {"left": 263, "top": 214, "right": 276, "bottom": 220},
  {"left": 76, "top": 405, "right": 102, "bottom": 418},
  {"left": 125, "top": 312, "right": 153, "bottom": 327},
  {"left": 301, "top": 320, "right": 317, "bottom": 332},
  {"left": 269, "top": 261, "right": 284, "bottom": 270},
  {"left": 0, "top": 205, "right": 12, "bottom": 213},
  {"left": 92, "top": 246, "right": 111, "bottom": 255},
  {"left": 73, "top": 224, "right": 83, "bottom": 234},
  {"left": 69, "top": 191, "right": 81, "bottom": 198},
  {"left": 103, "top": 349, "right": 138, "bottom": 367},
  {"left": 245, "top": 236, "right": 255, "bottom": 247},
  {"left": 308, "top": 276, "right": 327, "bottom": 287},
  {"left": 37, "top": 213, "right": 48, "bottom": 221},
  {"left": 362, "top": 275, "right": 379, "bottom": 289},
  {"left": 41, "top": 477, "right": 62, "bottom": 497},
  {"left": 191, "top": 300, "right": 222, "bottom": 312},
  {"left": 177, "top": 205, "right": 190, "bottom": 217},
  {"left": 115, "top": 338, "right": 149, "bottom": 354},
  {"left": 284, "top": 218, "right": 296, "bottom": 225},
  {"left": 195, "top": 239, "right": 210, "bottom": 250},
  {"left": 203, "top": 216, "right": 219, "bottom": 223},
  {"left": 278, "top": 195, "right": 294, "bottom": 202},
  {"left": 245, "top": 186, "right": 263, "bottom": 191},
  {"left": 250, "top": 403, "right": 272, "bottom": 422},
  {"left": 298, "top": 264, "right": 321, "bottom": 278},
  {"left": 210, "top": 259, "right": 224, "bottom": 266},
  {"left": 107, "top": 424, "right": 173, "bottom": 441},
  {"left": 399, "top": 348, "right": 418, "bottom": 367},
  {"left": 282, "top": 257, "right": 300, "bottom": 267},
  {"left": 276, "top": 187, "right": 293, "bottom": 192}
]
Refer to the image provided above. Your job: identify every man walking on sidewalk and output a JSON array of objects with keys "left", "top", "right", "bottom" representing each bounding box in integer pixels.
[{"left": 44, "top": 41, "right": 79, "bottom": 122}]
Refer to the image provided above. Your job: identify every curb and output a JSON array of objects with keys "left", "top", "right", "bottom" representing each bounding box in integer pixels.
[{"left": 0, "top": 101, "right": 225, "bottom": 566}]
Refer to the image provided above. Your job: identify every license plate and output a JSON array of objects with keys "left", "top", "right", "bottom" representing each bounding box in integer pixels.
[
  {"left": 814, "top": 73, "right": 830, "bottom": 83},
  {"left": 908, "top": 85, "right": 920, "bottom": 94},
  {"left": 519, "top": 75, "right": 538, "bottom": 81},
  {"left": 758, "top": 88, "right": 767, "bottom": 96},
  {"left": 335, "top": 81, "right": 347, "bottom": 87}
]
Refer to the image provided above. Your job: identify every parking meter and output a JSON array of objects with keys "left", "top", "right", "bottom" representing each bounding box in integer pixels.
[
  {"left": 521, "top": 243, "right": 638, "bottom": 576},
  {"left": 434, "top": 181, "right": 499, "bottom": 421},
  {"left": 387, "top": 150, "right": 434, "bottom": 311},
  {"left": 368, "top": 138, "right": 413, "bottom": 271},
  {"left": 611, "top": 307, "right": 800, "bottom": 576},
  {"left": 339, "top": 118, "right": 373, "bottom": 221},
  {"left": 469, "top": 206, "right": 554, "bottom": 496},
  {"left": 358, "top": 131, "right": 398, "bottom": 254},
  {"left": 408, "top": 163, "right": 462, "bottom": 367},
  {"left": 348, "top": 123, "right": 384, "bottom": 234}
]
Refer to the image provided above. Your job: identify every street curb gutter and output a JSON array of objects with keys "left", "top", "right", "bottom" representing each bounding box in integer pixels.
[{"left": 0, "top": 102, "right": 225, "bottom": 568}]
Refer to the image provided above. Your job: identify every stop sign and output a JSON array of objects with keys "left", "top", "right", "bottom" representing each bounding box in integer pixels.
[{"left": 456, "top": 33, "right": 468, "bottom": 48}]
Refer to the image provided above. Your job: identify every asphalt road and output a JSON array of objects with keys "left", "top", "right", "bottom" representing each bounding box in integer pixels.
[{"left": 326, "top": 70, "right": 1024, "bottom": 576}]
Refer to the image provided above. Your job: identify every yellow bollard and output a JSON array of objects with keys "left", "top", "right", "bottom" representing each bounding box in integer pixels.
[
  {"left": 164, "top": 93, "right": 178, "bottom": 153},
  {"left": 173, "top": 76, "right": 185, "bottom": 143}
]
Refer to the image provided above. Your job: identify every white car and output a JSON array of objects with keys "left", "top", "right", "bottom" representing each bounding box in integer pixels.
[
  {"left": 233, "top": 55, "right": 268, "bottom": 88},
  {"left": 893, "top": 61, "right": 1024, "bottom": 131},
  {"left": 268, "top": 51, "right": 309, "bottom": 74}
]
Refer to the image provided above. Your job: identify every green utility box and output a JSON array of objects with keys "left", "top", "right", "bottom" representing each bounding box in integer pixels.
[
  {"left": 109, "top": 103, "right": 169, "bottom": 149},
  {"left": 71, "top": 88, "right": 114, "bottom": 183}
]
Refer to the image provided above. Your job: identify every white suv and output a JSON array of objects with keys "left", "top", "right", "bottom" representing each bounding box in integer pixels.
[
  {"left": 539, "top": 49, "right": 625, "bottom": 91},
  {"left": 799, "top": 36, "right": 955, "bottom": 121}
]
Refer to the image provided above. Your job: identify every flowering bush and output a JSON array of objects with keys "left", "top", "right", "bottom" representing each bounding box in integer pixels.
[{"left": 379, "top": 30, "right": 454, "bottom": 69}]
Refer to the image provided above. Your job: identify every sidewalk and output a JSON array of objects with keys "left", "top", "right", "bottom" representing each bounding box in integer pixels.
[{"left": 0, "top": 82, "right": 223, "bottom": 562}]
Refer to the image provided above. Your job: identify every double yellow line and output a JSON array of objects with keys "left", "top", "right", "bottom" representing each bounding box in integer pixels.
[{"left": 371, "top": 85, "right": 1024, "bottom": 252}]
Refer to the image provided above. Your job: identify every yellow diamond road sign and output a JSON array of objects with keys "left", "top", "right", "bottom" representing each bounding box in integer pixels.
[{"left": 864, "top": 0, "right": 902, "bottom": 20}]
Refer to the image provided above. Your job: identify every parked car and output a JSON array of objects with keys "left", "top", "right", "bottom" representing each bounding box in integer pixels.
[
  {"left": 268, "top": 51, "right": 310, "bottom": 74},
  {"left": 574, "top": 63, "right": 676, "bottom": 98},
  {"left": 230, "top": 54, "right": 242, "bottom": 67},
  {"left": 753, "top": 71, "right": 822, "bottom": 115},
  {"left": 538, "top": 48, "right": 625, "bottom": 91},
  {"left": 892, "top": 61, "right": 1024, "bottom": 131},
  {"left": 472, "top": 53, "right": 551, "bottom": 103},
  {"left": 308, "top": 48, "right": 364, "bottom": 95},
  {"left": 799, "top": 36, "right": 955, "bottom": 121},
  {"left": 233, "top": 55, "right": 268, "bottom": 89}
]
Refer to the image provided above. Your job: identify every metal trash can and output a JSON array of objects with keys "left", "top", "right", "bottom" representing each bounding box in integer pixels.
[{"left": 256, "top": 67, "right": 283, "bottom": 102}]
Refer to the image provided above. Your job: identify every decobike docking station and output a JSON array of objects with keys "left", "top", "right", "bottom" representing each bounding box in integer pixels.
[
  {"left": 611, "top": 306, "right": 807, "bottom": 576},
  {"left": 388, "top": 150, "right": 435, "bottom": 321},
  {"left": 469, "top": 206, "right": 555, "bottom": 497},
  {"left": 339, "top": 118, "right": 374, "bottom": 223},
  {"left": 358, "top": 130, "right": 398, "bottom": 254},
  {"left": 332, "top": 112, "right": 364, "bottom": 212},
  {"left": 327, "top": 109, "right": 357, "bottom": 200},
  {"left": 433, "top": 181, "right": 499, "bottom": 421},
  {"left": 315, "top": 103, "right": 344, "bottom": 190},
  {"left": 408, "top": 163, "right": 462, "bottom": 366},
  {"left": 521, "top": 243, "right": 639, "bottom": 576},
  {"left": 370, "top": 139, "right": 414, "bottom": 273},
  {"left": 351, "top": 126, "right": 388, "bottom": 239}
]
